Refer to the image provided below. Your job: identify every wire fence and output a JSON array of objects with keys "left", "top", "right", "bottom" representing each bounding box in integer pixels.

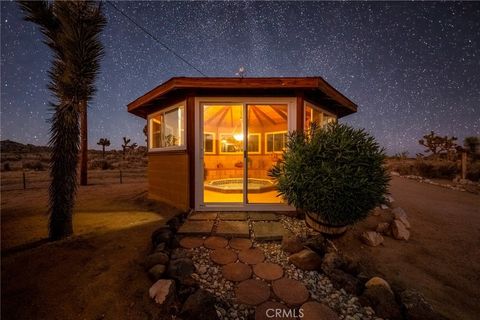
[{"left": 1, "top": 168, "right": 147, "bottom": 191}]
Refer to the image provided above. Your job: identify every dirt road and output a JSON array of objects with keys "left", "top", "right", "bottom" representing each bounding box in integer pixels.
[{"left": 337, "top": 177, "right": 480, "bottom": 320}]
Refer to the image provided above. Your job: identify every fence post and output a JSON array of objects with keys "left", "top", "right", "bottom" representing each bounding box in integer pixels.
[
  {"left": 23, "top": 171, "right": 26, "bottom": 189},
  {"left": 461, "top": 151, "right": 467, "bottom": 180},
  {"left": 120, "top": 170, "right": 123, "bottom": 184}
]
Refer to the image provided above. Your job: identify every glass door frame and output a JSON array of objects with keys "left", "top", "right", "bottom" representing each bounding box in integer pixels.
[{"left": 194, "top": 97, "right": 297, "bottom": 212}]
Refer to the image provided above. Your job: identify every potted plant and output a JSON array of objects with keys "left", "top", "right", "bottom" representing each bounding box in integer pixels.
[{"left": 269, "top": 122, "right": 390, "bottom": 234}]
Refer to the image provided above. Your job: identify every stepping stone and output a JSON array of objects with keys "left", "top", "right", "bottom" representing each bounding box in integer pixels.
[
  {"left": 300, "top": 301, "right": 340, "bottom": 320},
  {"left": 255, "top": 301, "right": 296, "bottom": 320},
  {"left": 204, "top": 236, "right": 228, "bottom": 249},
  {"left": 179, "top": 236, "right": 204, "bottom": 249},
  {"left": 253, "top": 222, "right": 286, "bottom": 240},
  {"left": 253, "top": 262, "right": 284, "bottom": 281},
  {"left": 229, "top": 238, "right": 253, "bottom": 250},
  {"left": 235, "top": 279, "right": 270, "bottom": 305},
  {"left": 216, "top": 221, "right": 250, "bottom": 238},
  {"left": 219, "top": 212, "right": 248, "bottom": 220},
  {"left": 189, "top": 212, "right": 218, "bottom": 221},
  {"left": 222, "top": 263, "right": 252, "bottom": 282},
  {"left": 239, "top": 248, "right": 265, "bottom": 265},
  {"left": 210, "top": 248, "right": 237, "bottom": 265},
  {"left": 272, "top": 278, "right": 309, "bottom": 306},
  {"left": 249, "top": 212, "right": 280, "bottom": 221},
  {"left": 178, "top": 220, "right": 214, "bottom": 235}
]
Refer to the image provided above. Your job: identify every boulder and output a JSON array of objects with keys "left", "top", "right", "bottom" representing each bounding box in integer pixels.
[
  {"left": 393, "top": 207, "right": 411, "bottom": 229},
  {"left": 149, "top": 279, "right": 175, "bottom": 306},
  {"left": 281, "top": 234, "right": 304, "bottom": 254},
  {"left": 180, "top": 289, "right": 218, "bottom": 320},
  {"left": 329, "top": 269, "right": 361, "bottom": 295},
  {"left": 321, "top": 252, "right": 345, "bottom": 273},
  {"left": 167, "top": 258, "right": 195, "bottom": 282},
  {"left": 360, "top": 285, "right": 402, "bottom": 320},
  {"left": 303, "top": 234, "right": 329, "bottom": 256},
  {"left": 148, "top": 264, "right": 166, "bottom": 281},
  {"left": 360, "top": 231, "right": 384, "bottom": 247},
  {"left": 376, "top": 222, "right": 390, "bottom": 234},
  {"left": 288, "top": 248, "right": 322, "bottom": 270},
  {"left": 145, "top": 252, "right": 169, "bottom": 269},
  {"left": 166, "top": 216, "right": 182, "bottom": 231},
  {"left": 365, "top": 276, "right": 392, "bottom": 293},
  {"left": 400, "top": 289, "right": 448, "bottom": 320},
  {"left": 391, "top": 220, "right": 410, "bottom": 240},
  {"left": 151, "top": 227, "right": 174, "bottom": 247}
]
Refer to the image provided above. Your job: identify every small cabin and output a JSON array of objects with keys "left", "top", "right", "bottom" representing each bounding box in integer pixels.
[{"left": 127, "top": 77, "right": 357, "bottom": 212}]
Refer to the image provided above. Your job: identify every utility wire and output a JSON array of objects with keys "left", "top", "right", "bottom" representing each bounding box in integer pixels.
[{"left": 105, "top": 0, "right": 208, "bottom": 77}]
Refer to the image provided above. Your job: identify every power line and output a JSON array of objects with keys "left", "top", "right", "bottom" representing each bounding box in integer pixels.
[{"left": 105, "top": 0, "right": 208, "bottom": 77}]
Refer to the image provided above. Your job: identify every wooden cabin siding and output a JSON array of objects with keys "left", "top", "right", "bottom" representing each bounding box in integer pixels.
[{"left": 148, "top": 152, "right": 189, "bottom": 210}]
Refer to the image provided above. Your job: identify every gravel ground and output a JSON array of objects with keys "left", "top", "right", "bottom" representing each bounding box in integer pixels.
[{"left": 185, "top": 217, "right": 382, "bottom": 320}]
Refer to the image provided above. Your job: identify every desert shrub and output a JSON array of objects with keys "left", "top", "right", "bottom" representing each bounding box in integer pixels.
[
  {"left": 88, "top": 159, "right": 113, "bottom": 170},
  {"left": 466, "top": 161, "right": 480, "bottom": 181},
  {"left": 23, "top": 160, "right": 45, "bottom": 171},
  {"left": 270, "top": 122, "right": 390, "bottom": 227},
  {"left": 414, "top": 161, "right": 458, "bottom": 179}
]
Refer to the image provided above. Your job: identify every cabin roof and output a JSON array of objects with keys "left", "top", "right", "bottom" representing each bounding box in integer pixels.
[{"left": 127, "top": 77, "right": 357, "bottom": 118}]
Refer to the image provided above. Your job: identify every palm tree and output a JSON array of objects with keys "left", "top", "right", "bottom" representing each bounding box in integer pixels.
[
  {"left": 122, "top": 137, "right": 131, "bottom": 160},
  {"left": 97, "top": 138, "right": 111, "bottom": 159},
  {"left": 19, "top": 1, "right": 105, "bottom": 240}
]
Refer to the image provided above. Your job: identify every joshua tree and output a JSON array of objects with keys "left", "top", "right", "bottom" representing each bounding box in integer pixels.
[
  {"left": 121, "top": 137, "right": 131, "bottom": 160},
  {"left": 97, "top": 138, "right": 111, "bottom": 159},
  {"left": 19, "top": 1, "right": 105, "bottom": 240},
  {"left": 419, "top": 131, "right": 458, "bottom": 160}
]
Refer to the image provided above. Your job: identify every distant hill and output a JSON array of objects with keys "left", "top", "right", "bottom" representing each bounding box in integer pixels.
[{"left": 0, "top": 140, "right": 51, "bottom": 153}]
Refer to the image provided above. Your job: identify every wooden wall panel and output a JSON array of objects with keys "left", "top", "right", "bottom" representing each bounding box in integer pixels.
[{"left": 148, "top": 152, "right": 189, "bottom": 210}]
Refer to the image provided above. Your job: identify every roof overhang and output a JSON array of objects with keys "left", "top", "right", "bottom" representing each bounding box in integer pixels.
[{"left": 127, "top": 77, "right": 357, "bottom": 118}]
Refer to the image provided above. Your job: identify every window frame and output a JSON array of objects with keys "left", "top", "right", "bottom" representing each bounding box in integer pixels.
[
  {"left": 265, "top": 131, "right": 288, "bottom": 154},
  {"left": 304, "top": 102, "right": 337, "bottom": 130},
  {"left": 203, "top": 132, "right": 216, "bottom": 154},
  {"left": 148, "top": 101, "right": 186, "bottom": 152}
]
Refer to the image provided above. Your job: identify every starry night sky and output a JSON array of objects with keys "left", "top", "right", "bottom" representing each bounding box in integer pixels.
[{"left": 1, "top": 1, "right": 479, "bottom": 154}]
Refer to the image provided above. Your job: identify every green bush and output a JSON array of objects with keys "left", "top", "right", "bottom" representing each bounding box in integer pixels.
[
  {"left": 414, "top": 161, "right": 457, "bottom": 179},
  {"left": 89, "top": 159, "right": 113, "bottom": 170},
  {"left": 23, "top": 160, "right": 45, "bottom": 171},
  {"left": 269, "top": 123, "right": 390, "bottom": 227},
  {"left": 467, "top": 161, "right": 480, "bottom": 181}
]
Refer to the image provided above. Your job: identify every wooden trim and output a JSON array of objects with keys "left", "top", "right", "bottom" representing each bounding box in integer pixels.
[
  {"left": 296, "top": 93, "right": 304, "bottom": 132},
  {"left": 186, "top": 95, "right": 195, "bottom": 209}
]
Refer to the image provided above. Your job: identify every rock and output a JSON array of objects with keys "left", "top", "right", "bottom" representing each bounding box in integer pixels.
[
  {"left": 154, "top": 242, "right": 166, "bottom": 253},
  {"left": 170, "top": 248, "right": 187, "bottom": 260},
  {"left": 272, "top": 277, "right": 309, "bottom": 306},
  {"left": 151, "top": 227, "right": 174, "bottom": 247},
  {"left": 166, "top": 216, "right": 182, "bottom": 231},
  {"left": 303, "top": 234, "right": 329, "bottom": 256},
  {"left": 210, "top": 248, "right": 238, "bottom": 265},
  {"left": 399, "top": 289, "right": 448, "bottom": 320},
  {"left": 390, "top": 171, "right": 400, "bottom": 176},
  {"left": 229, "top": 238, "right": 252, "bottom": 250},
  {"left": 149, "top": 279, "right": 175, "bottom": 306},
  {"left": 380, "top": 204, "right": 389, "bottom": 210},
  {"left": 148, "top": 264, "right": 166, "bottom": 280},
  {"left": 393, "top": 207, "right": 411, "bottom": 229},
  {"left": 321, "top": 252, "right": 345, "bottom": 273},
  {"left": 288, "top": 248, "right": 322, "bottom": 271},
  {"left": 222, "top": 263, "right": 252, "bottom": 282},
  {"left": 301, "top": 301, "right": 340, "bottom": 320},
  {"left": 253, "top": 262, "right": 284, "bottom": 281},
  {"left": 204, "top": 236, "right": 228, "bottom": 249},
  {"left": 167, "top": 258, "right": 195, "bottom": 282},
  {"left": 329, "top": 269, "right": 361, "bottom": 295},
  {"left": 235, "top": 279, "right": 271, "bottom": 305},
  {"left": 196, "top": 265, "right": 207, "bottom": 275},
  {"left": 281, "top": 234, "right": 304, "bottom": 254},
  {"left": 238, "top": 248, "right": 265, "bottom": 265},
  {"left": 360, "top": 285, "right": 402, "bottom": 320},
  {"left": 391, "top": 220, "right": 410, "bottom": 240},
  {"left": 365, "top": 277, "right": 392, "bottom": 293},
  {"left": 179, "top": 236, "right": 204, "bottom": 249},
  {"left": 375, "top": 222, "right": 390, "bottom": 234},
  {"left": 180, "top": 289, "right": 219, "bottom": 320},
  {"left": 360, "top": 231, "right": 384, "bottom": 247},
  {"left": 145, "top": 252, "right": 169, "bottom": 269}
]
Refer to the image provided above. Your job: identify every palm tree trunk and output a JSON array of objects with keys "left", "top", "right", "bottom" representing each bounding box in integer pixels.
[
  {"left": 102, "top": 145, "right": 105, "bottom": 159},
  {"left": 80, "top": 100, "right": 88, "bottom": 185}
]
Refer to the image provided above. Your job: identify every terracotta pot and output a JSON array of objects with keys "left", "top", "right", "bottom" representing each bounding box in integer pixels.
[{"left": 304, "top": 211, "right": 348, "bottom": 235}]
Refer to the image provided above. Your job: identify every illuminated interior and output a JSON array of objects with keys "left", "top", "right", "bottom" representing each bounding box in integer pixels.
[{"left": 202, "top": 104, "right": 288, "bottom": 204}]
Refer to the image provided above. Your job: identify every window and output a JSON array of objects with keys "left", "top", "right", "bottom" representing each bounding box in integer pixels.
[
  {"left": 204, "top": 132, "right": 215, "bottom": 154},
  {"left": 304, "top": 102, "right": 336, "bottom": 131},
  {"left": 266, "top": 131, "right": 287, "bottom": 153},
  {"left": 149, "top": 103, "right": 185, "bottom": 150},
  {"left": 247, "top": 133, "right": 261, "bottom": 154},
  {"left": 219, "top": 134, "right": 243, "bottom": 154}
]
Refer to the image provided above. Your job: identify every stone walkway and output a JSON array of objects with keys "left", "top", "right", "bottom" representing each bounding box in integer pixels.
[
  {"left": 178, "top": 212, "right": 286, "bottom": 240},
  {"left": 179, "top": 235, "right": 337, "bottom": 320}
]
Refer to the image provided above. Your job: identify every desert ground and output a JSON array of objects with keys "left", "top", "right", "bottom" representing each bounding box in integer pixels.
[{"left": 1, "top": 173, "right": 479, "bottom": 319}]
